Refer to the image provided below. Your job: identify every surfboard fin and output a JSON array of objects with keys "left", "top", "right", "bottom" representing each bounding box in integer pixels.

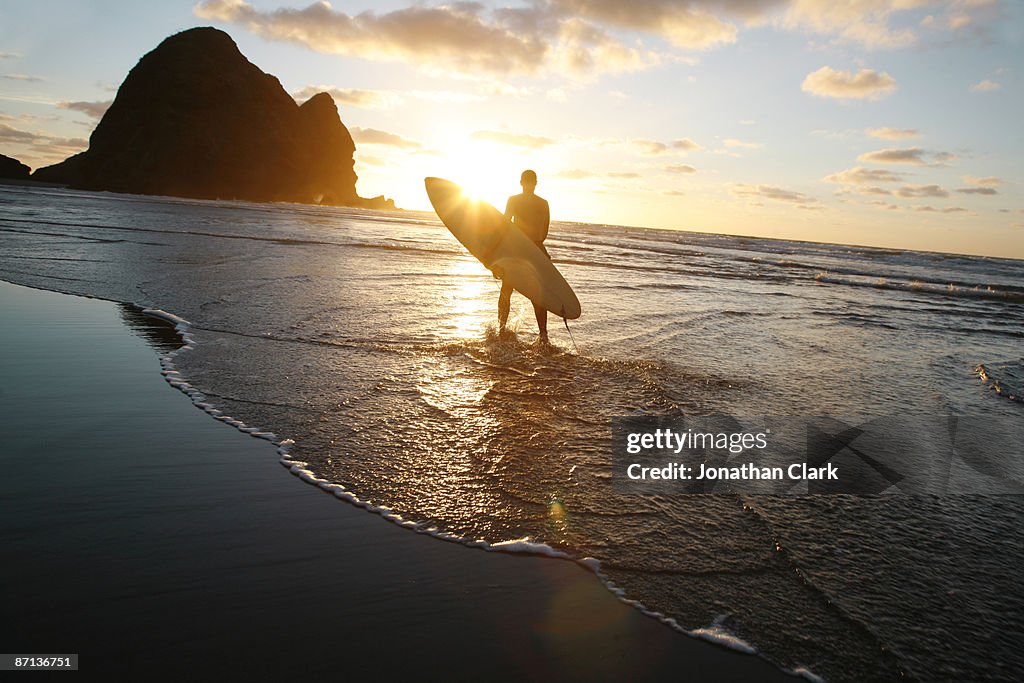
[{"left": 561, "top": 307, "right": 578, "bottom": 354}]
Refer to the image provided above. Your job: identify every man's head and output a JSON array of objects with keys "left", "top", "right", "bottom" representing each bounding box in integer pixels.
[{"left": 520, "top": 169, "right": 538, "bottom": 192}]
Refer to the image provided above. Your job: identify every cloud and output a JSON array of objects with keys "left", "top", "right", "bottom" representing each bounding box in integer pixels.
[
  {"left": 731, "top": 183, "right": 816, "bottom": 205},
  {"left": 956, "top": 187, "right": 997, "bottom": 195},
  {"left": 555, "top": 168, "right": 597, "bottom": 179},
  {"left": 0, "top": 52, "right": 19, "bottom": 59},
  {"left": 195, "top": 0, "right": 663, "bottom": 78},
  {"left": 866, "top": 127, "right": 919, "bottom": 140},
  {"left": 355, "top": 153, "right": 387, "bottom": 166},
  {"left": 673, "top": 137, "right": 701, "bottom": 151},
  {"left": 913, "top": 205, "right": 967, "bottom": 213},
  {"left": 0, "top": 121, "right": 88, "bottom": 164},
  {"left": 663, "top": 164, "right": 697, "bottom": 174},
  {"left": 557, "top": 0, "right": 954, "bottom": 52},
  {"left": 723, "top": 138, "right": 762, "bottom": 149},
  {"left": 825, "top": 166, "right": 905, "bottom": 184},
  {"left": 471, "top": 129, "right": 555, "bottom": 148},
  {"left": 631, "top": 139, "right": 669, "bottom": 155},
  {"left": 296, "top": 86, "right": 484, "bottom": 109},
  {"left": 802, "top": 66, "right": 896, "bottom": 100},
  {"left": 962, "top": 175, "right": 1004, "bottom": 187},
  {"left": 896, "top": 184, "right": 948, "bottom": 198},
  {"left": 948, "top": 14, "right": 972, "bottom": 30},
  {"left": 857, "top": 147, "right": 955, "bottom": 166},
  {"left": 781, "top": 2, "right": 923, "bottom": 49},
  {"left": 547, "top": 0, "right": 742, "bottom": 50},
  {"left": 664, "top": 190, "right": 686, "bottom": 196},
  {"left": 194, "top": 0, "right": 1005, "bottom": 84},
  {"left": 970, "top": 79, "right": 1001, "bottom": 92},
  {"left": 556, "top": 169, "right": 648, "bottom": 180},
  {"left": 293, "top": 86, "right": 402, "bottom": 110},
  {"left": 2, "top": 73, "right": 45, "bottom": 82},
  {"left": 57, "top": 100, "right": 112, "bottom": 119},
  {"left": 195, "top": 0, "right": 549, "bottom": 75},
  {"left": 350, "top": 127, "right": 421, "bottom": 148},
  {"left": 550, "top": 16, "right": 664, "bottom": 75},
  {"left": 0, "top": 122, "right": 38, "bottom": 143}
]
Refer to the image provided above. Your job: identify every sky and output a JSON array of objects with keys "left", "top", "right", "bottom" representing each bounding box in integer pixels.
[{"left": 0, "top": 1, "right": 1021, "bottom": 259}]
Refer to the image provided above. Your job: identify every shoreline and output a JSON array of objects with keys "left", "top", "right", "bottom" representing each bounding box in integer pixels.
[{"left": 0, "top": 279, "right": 799, "bottom": 681}]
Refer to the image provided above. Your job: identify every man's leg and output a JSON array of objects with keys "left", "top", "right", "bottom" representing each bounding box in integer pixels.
[
  {"left": 498, "top": 282, "right": 513, "bottom": 331},
  {"left": 534, "top": 303, "right": 548, "bottom": 343}
]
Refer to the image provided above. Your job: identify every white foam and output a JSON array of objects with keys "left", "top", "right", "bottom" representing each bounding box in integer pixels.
[
  {"left": 137, "top": 300, "right": 821, "bottom": 683},
  {"left": 791, "top": 667, "right": 828, "bottom": 683},
  {"left": 690, "top": 615, "right": 757, "bottom": 655},
  {"left": 488, "top": 537, "right": 573, "bottom": 559}
]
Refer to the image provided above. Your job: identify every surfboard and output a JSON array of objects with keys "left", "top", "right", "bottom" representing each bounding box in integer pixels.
[{"left": 424, "top": 177, "right": 581, "bottom": 320}]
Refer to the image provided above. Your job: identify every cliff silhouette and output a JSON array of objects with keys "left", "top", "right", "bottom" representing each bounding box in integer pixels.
[
  {"left": 34, "top": 27, "right": 393, "bottom": 209},
  {"left": 0, "top": 153, "right": 30, "bottom": 181}
]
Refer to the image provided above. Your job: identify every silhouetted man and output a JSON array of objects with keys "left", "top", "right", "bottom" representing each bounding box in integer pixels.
[{"left": 500, "top": 169, "right": 551, "bottom": 343}]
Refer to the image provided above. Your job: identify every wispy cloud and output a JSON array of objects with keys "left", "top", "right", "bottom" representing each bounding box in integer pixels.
[
  {"left": 673, "top": 137, "right": 701, "bottom": 151},
  {"left": 57, "top": 100, "right": 112, "bottom": 119},
  {"left": 631, "top": 139, "right": 670, "bottom": 155},
  {"left": 896, "top": 184, "right": 948, "bottom": 198},
  {"left": 2, "top": 73, "right": 45, "bottom": 82},
  {"left": 825, "top": 166, "right": 906, "bottom": 185},
  {"left": 858, "top": 147, "right": 956, "bottom": 166},
  {"left": 555, "top": 169, "right": 650, "bottom": 181},
  {"left": 0, "top": 121, "right": 38, "bottom": 143},
  {"left": 962, "top": 175, "right": 1004, "bottom": 187},
  {"left": 731, "top": 183, "right": 816, "bottom": 205},
  {"left": 555, "top": 168, "right": 597, "bottom": 180},
  {"left": 546, "top": 0, "right": 740, "bottom": 50},
  {"left": 0, "top": 121, "right": 88, "bottom": 165},
  {"left": 471, "top": 129, "right": 555, "bottom": 149},
  {"left": 802, "top": 66, "right": 896, "bottom": 100},
  {"left": 956, "top": 187, "right": 998, "bottom": 195},
  {"left": 866, "top": 127, "right": 919, "bottom": 140},
  {"left": 663, "top": 164, "right": 697, "bottom": 174},
  {"left": 970, "top": 79, "right": 1001, "bottom": 92},
  {"left": 782, "top": 1, "right": 919, "bottom": 49},
  {"left": 913, "top": 205, "right": 967, "bottom": 213},
  {"left": 293, "top": 86, "right": 401, "bottom": 110},
  {"left": 350, "top": 127, "right": 422, "bottom": 149},
  {"left": 723, "top": 138, "right": 762, "bottom": 149}
]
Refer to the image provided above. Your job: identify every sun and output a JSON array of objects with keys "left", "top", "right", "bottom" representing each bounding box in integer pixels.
[{"left": 433, "top": 136, "right": 534, "bottom": 209}]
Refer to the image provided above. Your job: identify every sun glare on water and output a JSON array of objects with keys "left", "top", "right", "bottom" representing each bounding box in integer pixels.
[{"left": 443, "top": 257, "right": 492, "bottom": 340}]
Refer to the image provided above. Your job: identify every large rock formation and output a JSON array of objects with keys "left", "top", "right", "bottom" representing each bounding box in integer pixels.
[
  {"left": 34, "top": 27, "right": 391, "bottom": 208},
  {"left": 0, "top": 153, "right": 30, "bottom": 180}
]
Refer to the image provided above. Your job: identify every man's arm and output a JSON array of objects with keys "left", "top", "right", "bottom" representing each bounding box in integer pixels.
[
  {"left": 539, "top": 199, "right": 550, "bottom": 242},
  {"left": 504, "top": 196, "right": 515, "bottom": 220}
]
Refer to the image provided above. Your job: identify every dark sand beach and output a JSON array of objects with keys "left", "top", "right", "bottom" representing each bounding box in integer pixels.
[{"left": 0, "top": 280, "right": 794, "bottom": 681}]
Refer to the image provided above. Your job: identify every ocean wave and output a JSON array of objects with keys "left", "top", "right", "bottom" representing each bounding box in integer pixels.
[{"left": 815, "top": 272, "right": 1024, "bottom": 304}]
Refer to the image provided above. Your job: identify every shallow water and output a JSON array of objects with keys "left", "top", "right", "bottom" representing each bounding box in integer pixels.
[{"left": 2, "top": 185, "right": 1022, "bottom": 681}]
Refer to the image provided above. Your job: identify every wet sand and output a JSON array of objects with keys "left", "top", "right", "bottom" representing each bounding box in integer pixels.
[{"left": 0, "top": 279, "right": 796, "bottom": 681}]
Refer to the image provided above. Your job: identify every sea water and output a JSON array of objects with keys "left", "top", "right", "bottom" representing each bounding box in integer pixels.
[{"left": 1, "top": 185, "right": 1021, "bottom": 682}]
